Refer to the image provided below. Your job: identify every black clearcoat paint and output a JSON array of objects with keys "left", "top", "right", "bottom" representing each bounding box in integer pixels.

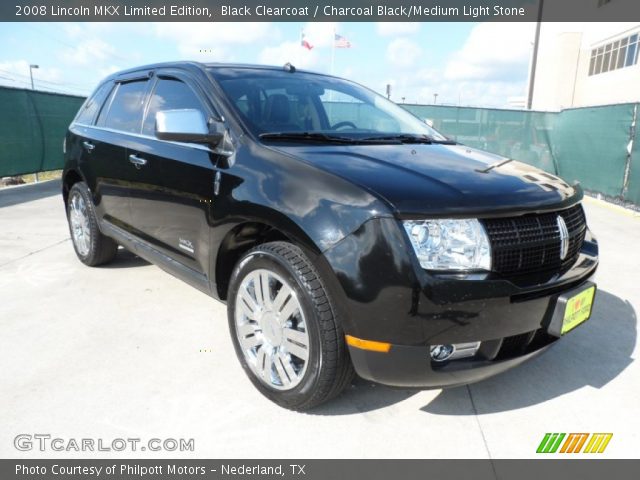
[{"left": 63, "top": 62, "right": 598, "bottom": 388}]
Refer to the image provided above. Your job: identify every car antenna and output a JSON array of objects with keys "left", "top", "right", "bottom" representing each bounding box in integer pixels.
[{"left": 283, "top": 62, "right": 296, "bottom": 73}]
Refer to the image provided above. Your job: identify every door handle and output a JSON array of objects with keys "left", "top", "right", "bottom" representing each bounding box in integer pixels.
[
  {"left": 82, "top": 141, "right": 95, "bottom": 152},
  {"left": 128, "top": 154, "right": 147, "bottom": 169}
]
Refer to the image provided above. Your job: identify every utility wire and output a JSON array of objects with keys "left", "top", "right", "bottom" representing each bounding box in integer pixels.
[
  {"left": 24, "top": 24, "right": 131, "bottom": 64},
  {"left": 0, "top": 69, "right": 91, "bottom": 95},
  {"left": 0, "top": 75, "right": 88, "bottom": 96},
  {"left": 0, "top": 68, "right": 93, "bottom": 90}
]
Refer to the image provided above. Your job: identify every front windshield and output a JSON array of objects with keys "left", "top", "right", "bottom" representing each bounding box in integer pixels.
[{"left": 209, "top": 67, "right": 447, "bottom": 141}]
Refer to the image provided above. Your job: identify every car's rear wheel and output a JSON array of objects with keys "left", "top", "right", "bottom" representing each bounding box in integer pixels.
[
  {"left": 67, "top": 182, "right": 118, "bottom": 266},
  {"left": 227, "top": 241, "right": 354, "bottom": 410}
]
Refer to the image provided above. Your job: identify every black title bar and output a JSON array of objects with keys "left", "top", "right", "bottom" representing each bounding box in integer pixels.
[
  {"left": 4, "top": 459, "right": 640, "bottom": 480},
  {"left": 3, "top": 0, "right": 640, "bottom": 22}
]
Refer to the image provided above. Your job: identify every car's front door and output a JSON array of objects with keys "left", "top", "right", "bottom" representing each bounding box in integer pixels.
[{"left": 125, "top": 71, "right": 219, "bottom": 277}]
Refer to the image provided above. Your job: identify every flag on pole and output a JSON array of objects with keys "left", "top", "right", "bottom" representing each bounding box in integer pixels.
[
  {"left": 300, "top": 31, "right": 313, "bottom": 50},
  {"left": 334, "top": 34, "right": 351, "bottom": 49}
]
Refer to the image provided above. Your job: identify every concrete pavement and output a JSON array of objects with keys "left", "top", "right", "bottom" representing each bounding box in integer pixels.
[{"left": 0, "top": 181, "right": 638, "bottom": 458}]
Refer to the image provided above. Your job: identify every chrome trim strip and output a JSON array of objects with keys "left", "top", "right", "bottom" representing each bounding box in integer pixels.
[
  {"left": 73, "top": 123, "right": 215, "bottom": 153},
  {"left": 557, "top": 215, "right": 570, "bottom": 260},
  {"left": 449, "top": 341, "right": 481, "bottom": 360}
]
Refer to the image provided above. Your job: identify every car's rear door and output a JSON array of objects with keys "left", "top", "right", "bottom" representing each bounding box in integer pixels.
[
  {"left": 84, "top": 75, "right": 152, "bottom": 233},
  {"left": 125, "top": 69, "right": 218, "bottom": 277},
  {"left": 69, "top": 80, "right": 131, "bottom": 229}
]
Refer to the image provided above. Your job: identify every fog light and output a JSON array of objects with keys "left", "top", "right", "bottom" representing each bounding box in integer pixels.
[
  {"left": 430, "top": 341, "right": 481, "bottom": 362},
  {"left": 430, "top": 344, "right": 454, "bottom": 362}
]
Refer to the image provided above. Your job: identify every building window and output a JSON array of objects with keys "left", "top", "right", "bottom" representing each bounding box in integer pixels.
[{"left": 589, "top": 33, "right": 639, "bottom": 76}]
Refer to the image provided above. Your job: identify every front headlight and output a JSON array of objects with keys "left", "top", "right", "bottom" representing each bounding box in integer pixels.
[{"left": 402, "top": 219, "right": 491, "bottom": 271}]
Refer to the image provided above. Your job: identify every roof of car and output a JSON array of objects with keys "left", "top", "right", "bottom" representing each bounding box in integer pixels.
[{"left": 102, "top": 61, "right": 324, "bottom": 83}]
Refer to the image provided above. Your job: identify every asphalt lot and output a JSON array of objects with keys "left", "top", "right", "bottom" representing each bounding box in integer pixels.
[{"left": 0, "top": 180, "right": 638, "bottom": 459}]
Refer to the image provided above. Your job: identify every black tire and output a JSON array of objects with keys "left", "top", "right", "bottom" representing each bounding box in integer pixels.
[
  {"left": 227, "top": 241, "right": 354, "bottom": 410},
  {"left": 66, "top": 182, "right": 118, "bottom": 266}
]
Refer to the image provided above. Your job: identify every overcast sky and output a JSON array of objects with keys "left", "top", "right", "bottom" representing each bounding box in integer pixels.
[{"left": 0, "top": 22, "right": 535, "bottom": 106}]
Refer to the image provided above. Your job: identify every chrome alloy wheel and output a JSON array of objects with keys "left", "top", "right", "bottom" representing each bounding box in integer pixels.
[
  {"left": 234, "top": 269, "right": 310, "bottom": 391},
  {"left": 69, "top": 192, "right": 91, "bottom": 257}
]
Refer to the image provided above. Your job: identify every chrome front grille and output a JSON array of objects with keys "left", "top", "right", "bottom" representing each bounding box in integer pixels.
[{"left": 482, "top": 204, "right": 587, "bottom": 276}]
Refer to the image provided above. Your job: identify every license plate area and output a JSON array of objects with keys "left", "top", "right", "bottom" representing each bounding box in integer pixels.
[{"left": 547, "top": 282, "right": 596, "bottom": 337}]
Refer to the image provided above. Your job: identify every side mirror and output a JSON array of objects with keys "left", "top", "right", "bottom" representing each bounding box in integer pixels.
[{"left": 155, "top": 109, "right": 223, "bottom": 146}]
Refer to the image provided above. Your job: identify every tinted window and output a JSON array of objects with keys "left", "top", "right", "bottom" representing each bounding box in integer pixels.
[
  {"left": 75, "top": 82, "right": 113, "bottom": 125},
  {"left": 320, "top": 89, "right": 400, "bottom": 132},
  {"left": 103, "top": 80, "right": 148, "bottom": 133},
  {"left": 143, "top": 78, "right": 204, "bottom": 135},
  {"left": 210, "top": 68, "right": 447, "bottom": 140}
]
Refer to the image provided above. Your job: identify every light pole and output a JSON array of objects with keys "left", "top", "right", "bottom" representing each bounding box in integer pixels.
[
  {"left": 29, "top": 64, "right": 40, "bottom": 182},
  {"left": 527, "top": 0, "right": 544, "bottom": 109},
  {"left": 29, "top": 64, "right": 39, "bottom": 90}
]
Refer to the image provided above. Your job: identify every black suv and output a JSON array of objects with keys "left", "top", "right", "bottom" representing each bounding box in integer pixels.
[{"left": 63, "top": 62, "right": 598, "bottom": 410}]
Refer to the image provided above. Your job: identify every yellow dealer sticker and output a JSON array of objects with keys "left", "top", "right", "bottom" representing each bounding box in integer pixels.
[{"left": 562, "top": 286, "right": 596, "bottom": 334}]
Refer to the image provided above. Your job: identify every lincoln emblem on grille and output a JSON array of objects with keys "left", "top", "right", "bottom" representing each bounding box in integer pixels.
[{"left": 557, "top": 216, "right": 569, "bottom": 260}]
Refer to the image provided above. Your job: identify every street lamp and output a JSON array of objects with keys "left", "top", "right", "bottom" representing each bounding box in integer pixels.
[
  {"left": 29, "top": 64, "right": 40, "bottom": 182},
  {"left": 527, "top": 0, "right": 545, "bottom": 109},
  {"left": 29, "top": 64, "right": 39, "bottom": 90}
]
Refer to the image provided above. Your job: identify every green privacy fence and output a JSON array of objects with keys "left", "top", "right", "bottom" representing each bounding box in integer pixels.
[
  {"left": 1, "top": 84, "right": 639, "bottom": 206},
  {"left": 0, "top": 86, "right": 85, "bottom": 177},
  {"left": 550, "top": 104, "right": 633, "bottom": 197}
]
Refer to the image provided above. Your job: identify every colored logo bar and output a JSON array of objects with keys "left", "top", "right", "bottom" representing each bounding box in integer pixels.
[{"left": 537, "top": 433, "right": 612, "bottom": 453}]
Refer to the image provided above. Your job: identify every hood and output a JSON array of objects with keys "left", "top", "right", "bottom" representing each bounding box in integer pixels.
[{"left": 271, "top": 143, "right": 581, "bottom": 217}]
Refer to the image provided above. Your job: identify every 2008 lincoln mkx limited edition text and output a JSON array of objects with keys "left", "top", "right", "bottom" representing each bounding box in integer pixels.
[{"left": 62, "top": 62, "right": 598, "bottom": 410}]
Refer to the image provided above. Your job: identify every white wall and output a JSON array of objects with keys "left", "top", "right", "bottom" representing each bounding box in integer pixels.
[{"left": 532, "top": 22, "right": 640, "bottom": 110}]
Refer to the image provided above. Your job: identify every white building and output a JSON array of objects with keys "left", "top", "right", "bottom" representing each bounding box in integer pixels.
[{"left": 531, "top": 15, "right": 640, "bottom": 110}]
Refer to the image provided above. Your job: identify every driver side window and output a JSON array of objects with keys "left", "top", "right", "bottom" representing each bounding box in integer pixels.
[{"left": 143, "top": 77, "right": 205, "bottom": 136}]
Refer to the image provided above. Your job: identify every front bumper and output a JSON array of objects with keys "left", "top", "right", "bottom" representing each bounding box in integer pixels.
[
  {"left": 348, "top": 340, "right": 554, "bottom": 388},
  {"left": 321, "top": 217, "right": 599, "bottom": 388}
]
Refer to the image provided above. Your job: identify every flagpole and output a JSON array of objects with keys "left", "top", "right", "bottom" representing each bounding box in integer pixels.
[
  {"left": 330, "top": 27, "right": 336, "bottom": 76},
  {"left": 329, "top": 27, "right": 336, "bottom": 108},
  {"left": 300, "top": 28, "right": 305, "bottom": 66}
]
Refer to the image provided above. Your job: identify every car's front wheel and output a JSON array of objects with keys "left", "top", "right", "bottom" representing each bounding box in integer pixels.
[
  {"left": 227, "top": 241, "right": 353, "bottom": 410},
  {"left": 66, "top": 182, "right": 118, "bottom": 266}
]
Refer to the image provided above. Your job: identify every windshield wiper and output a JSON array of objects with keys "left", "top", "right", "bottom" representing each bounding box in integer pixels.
[
  {"left": 259, "top": 132, "right": 452, "bottom": 146},
  {"left": 259, "top": 132, "right": 363, "bottom": 144},
  {"left": 361, "top": 134, "right": 457, "bottom": 145}
]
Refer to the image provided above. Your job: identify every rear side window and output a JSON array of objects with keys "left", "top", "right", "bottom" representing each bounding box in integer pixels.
[
  {"left": 102, "top": 80, "right": 149, "bottom": 133},
  {"left": 142, "top": 78, "right": 204, "bottom": 136},
  {"left": 75, "top": 82, "right": 113, "bottom": 125}
]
